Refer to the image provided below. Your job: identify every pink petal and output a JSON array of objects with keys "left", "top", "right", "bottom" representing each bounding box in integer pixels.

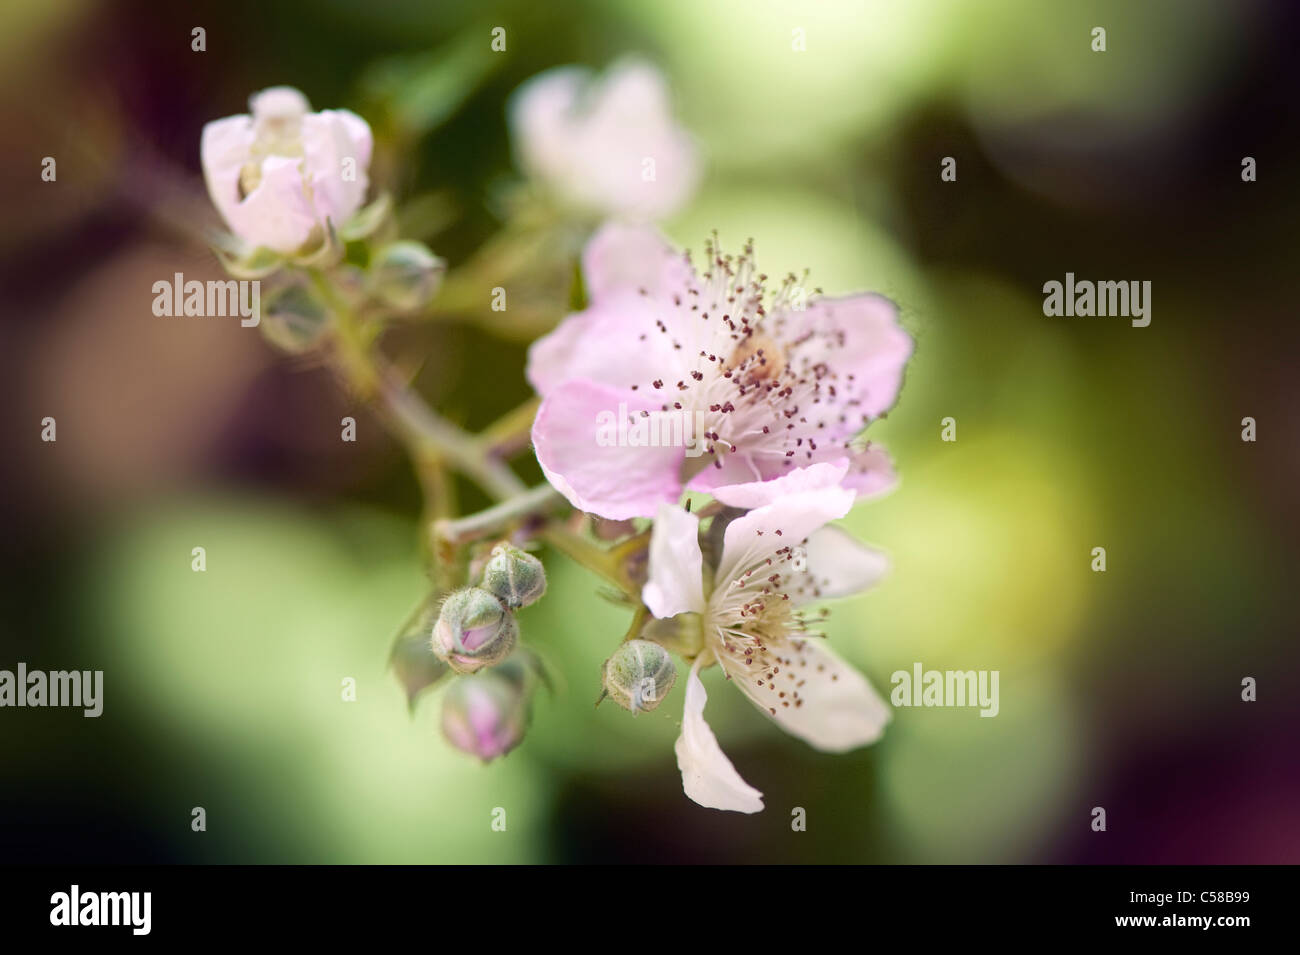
[
  {"left": 532, "top": 379, "right": 685, "bottom": 520},
  {"left": 581, "top": 222, "right": 693, "bottom": 303},
  {"left": 226, "top": 155, "right": 319, "bottom": 253},
  {"left": 793, "top": 293, "right": 912, "bottom": 421},
  {"left": 525, "top": 294, "right": 684, "bottom": 397},
  {"left": 200, "top": 115, "right": 256, "bottom": 233},
  {"left": 301, "top": 109, "right": 372, "bottom": 226},
  {"left": 841, "top": 444, "right": 898, "bottom": 498}
]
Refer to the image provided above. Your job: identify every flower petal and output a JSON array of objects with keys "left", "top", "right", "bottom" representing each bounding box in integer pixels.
[
  {"left": 719, "top": 637, "right": 891, "bottom": 752},
  {"left": 711, "top": 460, "right": 849, "bottom": 510},
  {"left": 525, "top": 294, "right": 685, "bottom": 397},
  {"left": 200, "top": 114, "right": 256, "bottom": 233},
  {"left": 716, "top": 485, "right": 855, "bottom": 588},
  {"left": 798, "top": 525, "right": 889, "bottom": 601},
  {"left": 643, "top": 503, "right": 705, "bottom": 618},
  {"left": 508, "top": 66, "right": 587, "bottom": 191},
  {"left": 532, "top": 379, "right": 685, "bottom": 520},
  {"left": 301, "top": 109, "right": 372, "bottom": 226},
  {"left": 792, "top": 293, "right": 913, "bottom": 422},
  {"left": 841, "top": 443, "right": 897, "bottom": 498},
  {"left": 674, "top": 659, "right": 764, "bottom": 813},
  {"left": 226, "top": 155, "right": 319, "bottom": 254},
  {"left": 508, "top": 60, "right": 699, "bottom": 220},
  {"left": 581, "top": 222, "right": 693, "bottom": 303}
]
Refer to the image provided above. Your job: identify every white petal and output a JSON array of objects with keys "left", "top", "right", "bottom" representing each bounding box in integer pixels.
[
  {"left": 720, "top": 638, "right": 891, "bottom": 752},
  {"left": 716, "top": 485, "right": 855, "bottom": 589},
  {"left": 711, "top": 460, "right": 849, "bottom": 510},
  {"left": 797, "top": 525, "right": 889, "bottom": 602},
  {"left": 674, "top": 660, "right": 764, "bottom": 813},
  {"left": 249, "top": 86, "right": 310, "bottom": 121},
  {"left": 642, "top": 504, "right": 705, "bottom": 618}
]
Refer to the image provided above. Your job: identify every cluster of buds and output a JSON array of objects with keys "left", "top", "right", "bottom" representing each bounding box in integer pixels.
[{"left": 432, "top": 543, "right": 547, "bottom": 761}]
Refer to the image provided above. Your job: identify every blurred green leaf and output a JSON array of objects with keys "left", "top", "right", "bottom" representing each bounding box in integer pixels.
[{"left": 359, "top": 29, "right": 504, "bottom": 138}]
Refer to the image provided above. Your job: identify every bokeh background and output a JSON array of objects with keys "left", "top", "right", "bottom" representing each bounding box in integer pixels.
[{"left": 2, "top": 0, "right": 1297, "bottom": 863}]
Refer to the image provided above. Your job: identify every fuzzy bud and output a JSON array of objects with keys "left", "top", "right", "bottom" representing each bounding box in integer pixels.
[
  {"left": 481, "top": 543, "right": 547, "bottom": 609},
  {"left": 602, "top": 639, "right": 676, "bottom": 713},
  {"left": 432, "top": 587, "right": 518, "bottom": 674},
  {"left": 441, "top": 665, "right": 530, "bottom": 762},
  {"left": 370, "top": 240, "right": 446, "bottom": 312}
]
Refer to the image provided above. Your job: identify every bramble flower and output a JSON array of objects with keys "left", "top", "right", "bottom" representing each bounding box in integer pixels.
[
  {"left": 528, "top": 224, "right": 912, "bottom": 519},
  {"left": 201, "top": 86, "right": 373, "bottom": 254},
  {"left": 641, "top": 462, "right": 892, "bottom": 813},
  {"left": 509, "top": 59, "right": 700, "bottom": 222}
]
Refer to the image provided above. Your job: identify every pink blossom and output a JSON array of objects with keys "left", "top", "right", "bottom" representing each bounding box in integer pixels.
[
  {"left": 201, "top": 86, "right": 373, "bottom": 254},
  {"left": 509, "top": 59, "right": 700, "bottom": 221},
  {"left": 528, "top": 223, "right": 913, "bottom": 519}
]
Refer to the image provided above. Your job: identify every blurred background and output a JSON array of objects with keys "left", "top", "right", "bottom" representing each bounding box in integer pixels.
[{"left": 1, "top": 0, "right": 1297, "bottom": 863}]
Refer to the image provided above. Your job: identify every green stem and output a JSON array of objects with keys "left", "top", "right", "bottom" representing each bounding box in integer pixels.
[
  {"left": 476, "top": 395, "right": 541, "bottom": 461},
  {"left": 310, "top": 269, "right": 526, "bottom": 502},
  {"left": 433, "top": 483, "right": 563, "bottom": 545},
  {"left": 540, "top": 526, "right": 631, "bottom": 591}
]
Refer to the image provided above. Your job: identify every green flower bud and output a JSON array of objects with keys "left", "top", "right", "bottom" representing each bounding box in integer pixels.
[
  {"left": 259, "top": 280, "right": 330, "bottom": 353},
  {"left": 432, "top": 587, "right": 518, "bottom": 674},
  {"left": 370, "top": 240, "right": 446, "bottom": 312},
  {"left": 602, "top": 640, "right": 676, "bottom": 713},
  {"left": 481, "top": 543, "right": 547, "bottom": 609}
]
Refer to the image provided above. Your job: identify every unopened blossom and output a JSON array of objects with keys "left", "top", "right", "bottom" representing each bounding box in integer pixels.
[
  {"left": 509, "top": 59, "right": 700, "bottom": 221},
  {"left": 441, "top": 660, "right": 533, "bottom": 763},
  {"left": 641, "top": 461, "right": 892, "bottom": 813},
  {"left": 201, "top": 86, "right": 373, "bottom": 253},
  {"left": 528, "top": 223, "right": 912, "bottom": 519},
  {"left": 432, "top": 587, "right": 518, "bottom": 674}
]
